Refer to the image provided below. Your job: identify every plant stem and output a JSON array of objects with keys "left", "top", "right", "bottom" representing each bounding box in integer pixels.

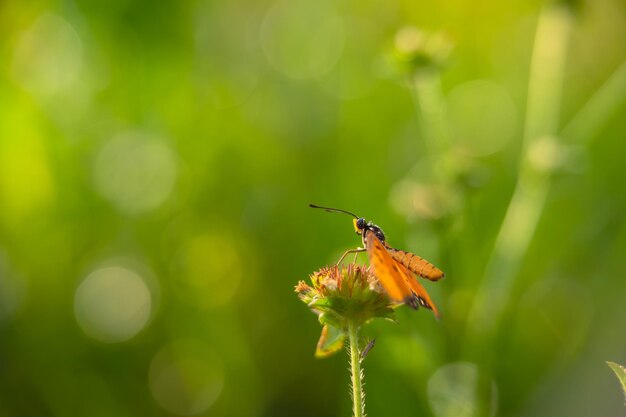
[
  {"left": 467, "top": 3, "right": 572, "bottom": 341},
  {"left": 348, "top": 320, "right": 364, "bottom": 417}
]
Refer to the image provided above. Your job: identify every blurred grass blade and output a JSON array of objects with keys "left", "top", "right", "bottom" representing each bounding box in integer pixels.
[
  {"left": 562, "top": 61, "right": 626, "bottom": 144},
  {"left": 607, "top": 361, "right": 626, "bottom": 403},
  {"left": 467, "top": 4, "right": 572, "bottom": 339}
]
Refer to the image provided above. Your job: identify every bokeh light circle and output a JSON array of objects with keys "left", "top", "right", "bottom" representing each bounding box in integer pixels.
[
  {"left": 11, "top": 13, "right": 83, "bottom": 96},
  {"left": 74, "top": 266, "right": 152, "bottom": 343},
  {"left": 527, "top": 135, "right": 567, "bottom": 172},
  {"left": 93, "top": 132, "right": 178, "bottom": 214},
  {"left": 447, "top": 80, "right": 517, "bottom": 156},
  {"left": 319, "top": 17, "right": 380, "bottom": 100},
  {"left": 390, "top": 178, "right": 456, "bottom": 220},
  {"left": 171, "top": 233, "right": 242, "bottom": 309},
  {"left": 428, "top": 362, "right": 497, "bottom": 417},
  {"left": 261, "top": 0, "right": 344, "bottom": 79},
  {"left": 149, "top": 339, "right": 224, "bottom": 415}
]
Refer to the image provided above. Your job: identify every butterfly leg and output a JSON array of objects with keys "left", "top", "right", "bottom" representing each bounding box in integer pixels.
[{"left": 336, "top": 248, "right": 366, "bottom": 266}]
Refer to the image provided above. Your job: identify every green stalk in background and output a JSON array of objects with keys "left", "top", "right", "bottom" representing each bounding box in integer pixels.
[
  {"left": 467, "top": 5, "right": 626, "bottom": 344},
  {"left": 467, "top": 4, "right": 573, "bottom": 341}
]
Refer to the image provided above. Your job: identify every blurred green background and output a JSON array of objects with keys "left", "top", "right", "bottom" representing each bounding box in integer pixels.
[{"left": 1, "top": 0, "right": 625, "bottom": 416}]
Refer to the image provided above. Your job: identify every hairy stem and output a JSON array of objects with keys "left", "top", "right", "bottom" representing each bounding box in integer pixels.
[{"left": 348, "top": 321, "right": 364, "bottom": 417}]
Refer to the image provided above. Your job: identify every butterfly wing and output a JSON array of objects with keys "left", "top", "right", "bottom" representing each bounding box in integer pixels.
[
  {"left": 366, "top": 230, "right": 441, "bottom": 317},
  {"left": 385, "top": 245, "right": 445, "bottom": 281},
  {"left": 364, "top": 229, "right": 419, "bottom": 309},
  {"left": 395, "top": 261, "right": 440, "bottom": 318}
]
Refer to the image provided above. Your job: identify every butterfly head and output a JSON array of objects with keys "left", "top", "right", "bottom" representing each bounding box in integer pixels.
[
  {"left": 309, "top": 204, "right": 386, "bottom": 242},
  {"left": 353, "top": 217, "right": 386, "bottom": 242},
  {"left": 353, "top": 218, "right": 366, "bottom": 234}
]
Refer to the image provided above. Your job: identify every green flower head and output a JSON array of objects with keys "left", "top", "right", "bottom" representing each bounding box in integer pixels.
[{"left": 295, "top": 264, "right": 396, "bottom": 358}]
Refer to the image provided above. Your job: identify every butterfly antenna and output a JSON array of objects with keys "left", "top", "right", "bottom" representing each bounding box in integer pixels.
[{"left": 309, "top": 204, "right": 359, "bottom": 218}]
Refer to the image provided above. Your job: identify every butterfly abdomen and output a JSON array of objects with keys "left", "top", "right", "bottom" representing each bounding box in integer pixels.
[{"left": 387, "top": 247, "right": 445, "bottom": 281}]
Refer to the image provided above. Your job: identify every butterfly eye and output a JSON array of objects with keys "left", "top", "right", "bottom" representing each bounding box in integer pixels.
[{"left": 356, "top": 218, "right": 366, "bottom": 230}]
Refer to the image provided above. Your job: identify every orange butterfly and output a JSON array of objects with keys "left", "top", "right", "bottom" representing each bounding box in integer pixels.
[{"left": 310, "top": 204, "right": 444, "bottom": 318}]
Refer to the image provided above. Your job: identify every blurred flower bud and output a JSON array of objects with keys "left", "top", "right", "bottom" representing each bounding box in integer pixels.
[{"left": 389, "top": 27, "right": 453, "bottom": 77}]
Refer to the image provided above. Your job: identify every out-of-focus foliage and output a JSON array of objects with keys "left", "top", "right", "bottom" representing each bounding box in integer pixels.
[
  {"left": 0, "top": 0, "right": 625, "bottom": 416},
  {"left": 607, "top": 362, "right": 626, "bottom": 402}
]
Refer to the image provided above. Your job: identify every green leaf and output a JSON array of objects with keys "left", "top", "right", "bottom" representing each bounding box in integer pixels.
[
  {"left": 315, "top": 325, "right": 346, "bottom": 358},
  {"left": 607, "top": 361, "right": 626, "bottom": 403}
]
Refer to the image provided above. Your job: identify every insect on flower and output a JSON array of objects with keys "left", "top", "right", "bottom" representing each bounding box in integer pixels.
[{"left": 310, "top": 204, "right": 444, "bottom": 318}]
